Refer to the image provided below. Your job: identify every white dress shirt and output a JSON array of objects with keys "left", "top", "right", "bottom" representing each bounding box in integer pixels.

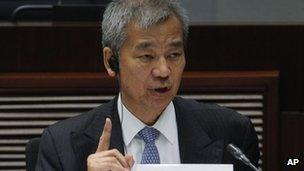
[{"left": 117, "top": 94, "right": 181, "bottom": 164}]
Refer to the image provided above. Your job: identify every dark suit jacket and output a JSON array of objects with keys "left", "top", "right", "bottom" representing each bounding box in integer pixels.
[{"left": 36, "top": 96, "right": 260, "bottom": 171}]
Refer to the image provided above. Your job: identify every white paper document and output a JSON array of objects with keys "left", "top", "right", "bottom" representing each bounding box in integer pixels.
[{"left": 133, "top": 164, "right": 233, "bottom": 171}]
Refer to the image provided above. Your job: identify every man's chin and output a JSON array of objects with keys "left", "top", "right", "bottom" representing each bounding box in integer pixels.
[
  {"left": 146, "top": 101, "right": 170, "bottom": 115},
  {"left": 146, "top": 91, "right": 174, "bottom": 108}
]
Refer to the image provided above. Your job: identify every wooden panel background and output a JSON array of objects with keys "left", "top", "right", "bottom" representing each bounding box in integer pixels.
[
  {"left": 0, "top": 22, "right": 303, "bottom": 111},
  {"left": 0, "top": 22, "right": 303, "bottom": 170}
]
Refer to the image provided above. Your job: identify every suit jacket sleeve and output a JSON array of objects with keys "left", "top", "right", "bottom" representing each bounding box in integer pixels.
[
  {"left": 241, "top": 119, "right": 260, "bottom": 170},
  {"left": 36, "top": 128, "right": 62, "bottom": 171}
]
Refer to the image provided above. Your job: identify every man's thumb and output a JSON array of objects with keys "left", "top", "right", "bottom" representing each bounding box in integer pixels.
[{"left": 125, "top": 154, "right": 134, "bottom": 168}]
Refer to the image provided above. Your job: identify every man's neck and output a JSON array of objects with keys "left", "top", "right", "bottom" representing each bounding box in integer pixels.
[
  {"left": 123, "top": 102, "right": 163, "bottom": 126},
  {"left": 119, "top": 96, "right": 166, "bottom": 126}
]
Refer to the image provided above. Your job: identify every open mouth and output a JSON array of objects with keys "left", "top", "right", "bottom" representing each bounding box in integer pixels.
[{"left": 154, "top": 87, "right": 169, "bottom": 93}]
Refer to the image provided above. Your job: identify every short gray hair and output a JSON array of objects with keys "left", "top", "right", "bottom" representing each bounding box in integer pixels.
[{"left": 102, "top": 0, "right": 189, "bottom": 56}]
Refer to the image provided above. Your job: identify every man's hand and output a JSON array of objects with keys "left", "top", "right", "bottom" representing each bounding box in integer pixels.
[{"left": 87, "top": 118, "right": 134, "bottom": 171}]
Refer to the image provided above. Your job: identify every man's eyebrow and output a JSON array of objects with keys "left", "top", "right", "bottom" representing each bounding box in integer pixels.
[
  {"left": 169, "top": 41, "right": 183, "bottom": 48},
  {"left": 135, "top": 42, "right": 155, "bottom": 51}
]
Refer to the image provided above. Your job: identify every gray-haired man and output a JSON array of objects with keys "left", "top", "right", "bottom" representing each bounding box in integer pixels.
[{"left": 36, "top": 0, "right": 259, "bottom": 171}]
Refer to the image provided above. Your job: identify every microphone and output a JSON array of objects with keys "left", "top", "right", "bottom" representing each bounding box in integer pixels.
[{"left": 226, "top": 144, "right": 259, "bottom": 171}]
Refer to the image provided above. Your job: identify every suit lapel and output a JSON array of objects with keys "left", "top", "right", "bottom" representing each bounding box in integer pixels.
[
  {"left": 70, "top": 96, "right": 224, "bottom": 169},
  {"left": 173, "top": 97, "right": 224, "bottom": 163},
  {"left": 71, "top": 97, "right": 124, "bottom": 170}
]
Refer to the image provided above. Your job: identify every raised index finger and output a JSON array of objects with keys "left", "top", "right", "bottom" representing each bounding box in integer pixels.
[{"left": 96, "top": 117, "right": 112, "bottom": 153}]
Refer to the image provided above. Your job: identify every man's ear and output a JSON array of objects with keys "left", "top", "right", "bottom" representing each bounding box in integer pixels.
[{"left": 103, "top": 47, "right": 116, "bottom": 77}]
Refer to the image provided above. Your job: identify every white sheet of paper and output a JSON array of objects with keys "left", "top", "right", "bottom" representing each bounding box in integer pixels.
[{"left": 132, "top": 164, "right": 233, "bottom": 171}]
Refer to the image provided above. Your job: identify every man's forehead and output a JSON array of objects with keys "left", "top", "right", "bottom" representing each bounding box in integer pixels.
[{"left": 134, "top": 39, "right": 183, "bottom": 50}]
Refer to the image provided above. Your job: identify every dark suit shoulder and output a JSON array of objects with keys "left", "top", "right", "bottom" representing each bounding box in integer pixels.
[
  {"left": 174, "top": 96, "right": 250, "bottom": 122},
  {"left": 174, "top": 96, "right": 252, "bottom": 140},
  {"left": 36, "top": 100, "right": 115, "bottom": 170},
  {"left": 47, "top": 100, "right": 113, "bottom": 137}
]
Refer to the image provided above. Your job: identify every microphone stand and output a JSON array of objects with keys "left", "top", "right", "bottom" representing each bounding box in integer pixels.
[{"left": 226, "top": 144, "right": 259, "bottom": 171}]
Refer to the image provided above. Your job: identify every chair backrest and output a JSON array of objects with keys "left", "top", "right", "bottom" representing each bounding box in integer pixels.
[{"left": 25, "top": 137, "right": 41, "bottom": 171}]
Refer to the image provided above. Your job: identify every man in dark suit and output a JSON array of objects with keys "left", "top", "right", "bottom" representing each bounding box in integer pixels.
[{"left": 36, "top": 0, "right": 260, "bottom": 171}]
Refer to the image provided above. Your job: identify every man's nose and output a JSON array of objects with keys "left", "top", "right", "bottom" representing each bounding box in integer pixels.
[{"left": 152, "top": 57, "right": 170, "bottom": 78}]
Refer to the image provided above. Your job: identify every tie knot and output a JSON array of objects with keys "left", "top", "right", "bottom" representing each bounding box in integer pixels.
[{"left": 138, "top": 126, "right": 159, "bottom": 143}]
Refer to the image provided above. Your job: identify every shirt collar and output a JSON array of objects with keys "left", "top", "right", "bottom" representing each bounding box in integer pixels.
[
  {"left": 153, "top": 101, "right": 176, "bottom": 144},
  {"left": 117, "top": 94, "right": 177, "bottom": 145}
]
